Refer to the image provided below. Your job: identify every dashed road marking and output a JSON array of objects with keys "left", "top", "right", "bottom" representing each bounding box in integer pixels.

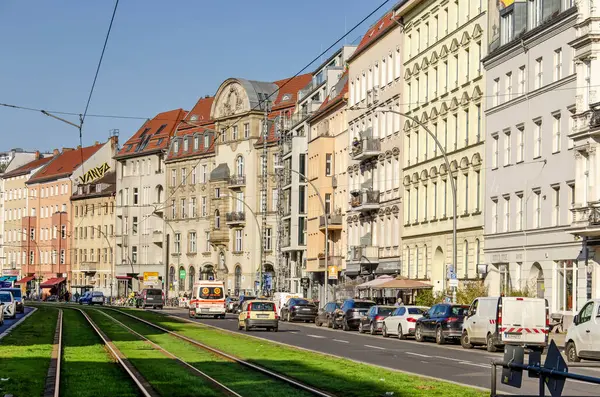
[
  {"left": 333, "top": 339, "right": 349, "bottom": 343},
  {"left": 405, "top": 352, "right": 431, "bottom": 358},
  {"left": 434, "top": 356, "right": 467, "bottom": 362},
  {"left": 364, "top": 344, "right": 386, "bottom": 350},
  {"left": 307, "top": 334, "right": 326, "bottom": 339},
  {"left": 459, "top": 362, "right": 491, "bottom": 369}
]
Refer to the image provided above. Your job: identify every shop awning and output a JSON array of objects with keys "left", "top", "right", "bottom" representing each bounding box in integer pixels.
[
  {"left": 0, "top": 276, "right": 17, "bottom": 282},
  {"left": 40, "top": 277, "right": 66, "bottom": 288},
  {"left": 116, "top": 276, "right": 132, "bottom": 280},
  {"left": 357, "top": 275, "right": 394, "bottom": 289},
  {"left": 15, "top": 276, "right": 35, "bottom": 284},
  {"left": 372, "top": 277, "right": 433, "bottom": 290}
]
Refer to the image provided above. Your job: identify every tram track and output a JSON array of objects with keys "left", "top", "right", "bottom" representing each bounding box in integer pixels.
[{"left": 42, "top": 309, "right": 62, "bottom": 397}]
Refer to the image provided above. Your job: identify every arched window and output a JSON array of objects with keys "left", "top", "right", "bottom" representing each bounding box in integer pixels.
[
  {"left": 475, "top": 239, "right": 481, "bottom": 277},
  {"left": 188, "top": 266, "right": 195, "bottom": 291},
  {"left": 169, "top": 266, "right": 175, "bottom": 290},
  {"left": 235, "top": 265, "right": 242, "bottom": 293},
  {"left": 423, "top": 244, "right": 428, "bottom": 279},
  {"left": 406, "top": 246, "right": 411, "bottom": 278},
  {"left": 463, "top": 240, "right": 469, "bottom": 278},
  {"left": 156, "top": 185, "right": 163, "bottom": 204},
  {"left": 215, "top": 210, "right": 220, "bottom": 228},
  {"left": 415, "top": 246, "right": 419, "bottom": 278},
  {"left": 118, "top": 190, "right": 123, "bottom": 206},
  {"left": 236, "top": 156, "right": 244, "bottom": 176},
  {"left": 179, "top": 266, "right": 185, "bottom": 288}
]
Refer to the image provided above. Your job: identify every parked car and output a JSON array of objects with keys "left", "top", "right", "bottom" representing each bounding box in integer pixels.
[
  {"left": 136, "top": 288, "right": 164, "bottom": 309},
  {"left": 382, "top": 306, "right": 429, "bottom": 339},
  {"left": 315, "top": 301, "right": 341, "bottom": 327},
  {"left": 333, "top": 299, "right": 376, "bottom": 331},
  {"left": 280, "top": 298, "right": 318, "bottom": 322},
  {"left": 0, "top": 291, "right": 17, "bottom": 319},
  {"left": 565, "top": 299, "right": 600, "bottom": 362},
  {"left": 358, "top": 305, "right": 395, "bottom": 335},
  {"left": 462, "top": 296, "right": 548, "bottom": 352},
  {"left": 0, "top": 288, "right": 24, "bottom": 313},
  {"left": 415, "top": 304, "right": 469, "bottom": 344},
  {"left": 237, "top": 299, "right": 278, "bottom": 332},
  {"left": 0, "top": 299, "right": 4, "bottom": 326}
]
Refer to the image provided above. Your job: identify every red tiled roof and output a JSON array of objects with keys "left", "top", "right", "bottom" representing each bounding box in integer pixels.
[
  {"left": 317, "top": 72, "right": 349, "bottom": 114},
  {"left": 271, "top": 74, "right": 313, "bottom": 110},
  {"left": 183, "top": 96, "right": 214, "bottom": 126},
  {"left": 348, "top": 10, "right": 399, "bottom": 63},
  {"left": 27, "top": 144, "right": 103, "bottom": 184},
  {"left": 166, "top": 124, "right": 217, "bottom": 161},
  {"left": 116, "top": 108, "right": 186, "bottom": 158},
  {"left": 2, "top": 156, "right": 54, "bottom": 178}
]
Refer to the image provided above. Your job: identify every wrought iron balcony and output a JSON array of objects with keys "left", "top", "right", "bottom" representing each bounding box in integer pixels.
[
  {"left": 349, "top": 190, "right": 380, "bottom": 212},
  {"left": 346, "top": 245, "right": 379, "bottom": 264},
  {"left": 350, "top": 136, "right": 381, "bottom": 161},
  {"left": 570, "top": 203, "right": 600, "bottom": 236},
  {"left": 226, "top": 211, "right": 246, "bottom": 225},
  {"left": 319, "top": 214, "right": 343, "bottom": 231},
  {"left": 228, "top": 175, "right": 246, "bottom": 188}
]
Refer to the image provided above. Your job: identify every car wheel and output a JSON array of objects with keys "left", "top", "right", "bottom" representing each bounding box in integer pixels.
[
  {"left": 331, "top": 319, "right": 338, "bottom": 329},
  {"left": 461, "top": 331, "right": 473, "bottom": 349},
  {"left": 486, "top": 333, "right": 498, "bottom": 353},
  {"left": 566, "top": 341, "right": 580, "bottom": 362},
  {"left": 315, "top": 318, "right": 321, "bottom": 327},
  {"left": 287, "top": 312, "right": 291, "bottom": 322},
  {"left": 382, "top": 324, "right": 389, "bottom": 338},
  {"left": 327, "top": 318, "right": 333, "bottom": 328},
  {"left": 358, "top": 322, "right": 365, "bottom": 333},
  {"left": 415, "top": 325, "right": 424, "bottom": 342},
  {"left": 343, "top": 318, "right": 350, "bottom": 331},
  {"left": 398, "top": 324, "right": 406, "bottom": 340},
  {"left": 370, "top": 322, "right": 376, "bottom": 335},
  {"left": 436, "top": 327, "right": 445, "bottom": 345},
  {"left": 189, "top": 311, "right": 194, "bottom": 319},
  {"left": 273, "top": 326, "right": 278, "bottom": 332},
  {"left": 238, "top": 322, "right": 242, "bottom": 331},
  {"left": 244, "top": 320, "right": 250, "bottom": 332}
]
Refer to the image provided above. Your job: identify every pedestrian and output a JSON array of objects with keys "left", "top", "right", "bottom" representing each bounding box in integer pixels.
[{"left": 394, "top": 297, "right": 404, "bottom": 307}]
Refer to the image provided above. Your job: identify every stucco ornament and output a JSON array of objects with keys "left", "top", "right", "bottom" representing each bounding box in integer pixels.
[{"left": 220, "top": 85, "right": 245, "bottom": 117}]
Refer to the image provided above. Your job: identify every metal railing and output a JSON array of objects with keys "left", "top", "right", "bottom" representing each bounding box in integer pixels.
[
  {"left": 226, "top": 212, "right": 246, "bottom": 222},
  {"left": 228, "top": 175, "right": 246, "bottom": 187},
  {"left": 571, "top": 203, "right": 600, "bottom": 226},
  {"left": 319, "top": 214, "right": 342, "bottom": 228},
  {"left": 350, "top": 190, "right": 380, "bottom": 208},
  {"left": 347, "top": 245, "right": 379, "bottom": 263},
  {"left": 350, "top": 136, "right": 381, "bottom": 159}
]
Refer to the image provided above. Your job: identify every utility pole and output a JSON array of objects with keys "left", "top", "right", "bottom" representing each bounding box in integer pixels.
[{"left": 260, "top": 99, "right": 270, "bottom": 295}]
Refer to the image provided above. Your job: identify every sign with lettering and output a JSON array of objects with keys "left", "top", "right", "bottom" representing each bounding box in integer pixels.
[{"left": 79, "top": 163, "right": 110, "bottom": 184}]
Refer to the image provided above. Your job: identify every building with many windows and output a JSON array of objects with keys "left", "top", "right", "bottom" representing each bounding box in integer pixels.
[
  {"left": 346, "top": 9, "right": 404, "bottom": 281},
  {"left": 398, "top": 0, "right": 486, "bottom": 292},
  {"left": 483, "top": 3, "right": 580, "bottom": 314}
]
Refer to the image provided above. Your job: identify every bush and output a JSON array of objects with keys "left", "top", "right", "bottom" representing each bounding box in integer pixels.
[
  {"left": 455, "top": 281, "right": 488, "bottom": 305},
  {"left": 415, "top": 289, "right": 444, "bottom": 307}
]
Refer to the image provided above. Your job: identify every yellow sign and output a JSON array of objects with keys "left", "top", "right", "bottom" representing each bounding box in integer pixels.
[
  {"left": 328, "top": 265, "right": 339, "bottom": 280},
  {"left": 143, "top": 272, "right": 159, "bottom": 282},
  {"left": 498, "top": 0, "right": 514, "bottom": 9},
  {"left": 202, "top": 287, "right": 209, "bottom": 295},
  {"left": 80, "top": 162, "right": 110, "bottom": 184},
  {"left": 214, "top": 287, "right": 221, "bottom": 295}
]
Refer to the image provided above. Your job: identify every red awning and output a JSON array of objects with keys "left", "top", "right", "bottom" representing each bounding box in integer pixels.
[
  {"left": 15, "top": 276, "right": 35, "bottom": 284},
  {"left": 116, "top": 276, "right": 132, "bottom": 280},
  {"left": 40, "top": 277, "right": 66, "bottom": 288}
]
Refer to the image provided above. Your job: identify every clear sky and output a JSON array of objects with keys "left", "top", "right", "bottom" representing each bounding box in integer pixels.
[{"left": 0, "top": 0, "right": 393, "bottom": 152}]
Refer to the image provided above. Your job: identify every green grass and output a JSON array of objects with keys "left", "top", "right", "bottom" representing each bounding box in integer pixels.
[
  {"left": 0, "top": 307, "right": 57, "bottom": 397},
  {"left": 60, "top": 309, "right": 140, "bottom": 397},
  {"left": 119, "top": 308, "right": 488, "bottom": 397},
  {"left": 102, "top": 308, "right": 311, "bottom": 397},
  {"left": 85, "top": 309, "right": 224, "bottom": 397}
]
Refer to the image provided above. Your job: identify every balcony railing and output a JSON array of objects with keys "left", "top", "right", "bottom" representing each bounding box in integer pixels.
[
  {"left": 152, "top": 230, "right": 163, "bottom": 245},
  {"left": 318, "top": 255, "right": 343, "bottom": 269},
  {"left": 332, "top": 175, "right": 338, "bottom": 188},
  {"left": 319, "top": 214, "right": 343, "bottom": 229},
  {"left": 282, "top": 171, "right": 292, "bottom": 186},
  {"left": 281, "top": 235, "right": 291, "bottom": 248},
  {"left": 226, "top": 212, "right": 246, "bottom": 224},
  {"left": 347, "top": 245, "right": 379, "bottom": 264},
  {"left": 282, "top": 140, "right": 293, "bottom": 155},
  {"left": 350, "top": 136, "right": 381, "bottom": 161},
  {"left": 571, "top": 204, "right": 600, "bottom": 229},
  {"left": 228, "top": 175, "right": 246, "bottom": 187},
  {"left": 350, "top": 190, "right": 380, "bottom": 212}
]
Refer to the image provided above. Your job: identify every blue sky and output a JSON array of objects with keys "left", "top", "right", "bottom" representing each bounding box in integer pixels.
[{"left": 0, "top": 0, "right": 393, "bottom": 151}]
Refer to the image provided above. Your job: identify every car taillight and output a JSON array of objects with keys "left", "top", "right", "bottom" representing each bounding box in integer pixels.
[
  {"left": 407, "top": 317, "right": 417, "bottom": 323},
  {"left": 375, "top": 315, "right": 385, "bottom": 321},
  {"left": 247, "top": 304, "right": 252, "bottom": 319},
  {"left": 274, "top": 304, "right": 279, "bottom": 319},
  {"left": 447, "top": 317, "right": 460, "bottom": 322}
]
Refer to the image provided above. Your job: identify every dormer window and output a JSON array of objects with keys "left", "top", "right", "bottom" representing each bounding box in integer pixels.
[
  {"left": 183, "top": 137, "right": 189, "bottom": 152},
  {"left": 190, "top": 115, "right": 198, "bottom": 122},
  {"left": 194, "top": 136, "right": 199, "bottom": 150},
  {"left": 173, "top": 140, "right": 179, "bottom": 153}
]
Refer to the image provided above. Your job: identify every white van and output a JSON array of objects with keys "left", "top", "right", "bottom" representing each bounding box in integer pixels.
[
  {"left": 461, "top": 296, "right": 548, "bottom": 352},
  {"left": 565, "top": 299, "right": 600, "bottom": 362},
  {"left": 189, "top": 280, "right": 226, "bottom": 318}
]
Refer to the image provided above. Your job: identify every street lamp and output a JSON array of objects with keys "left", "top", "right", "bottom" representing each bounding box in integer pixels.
[
  {"left": 274, "top": 164, "right": 331, "bottom": 304},
  {"left": 354, "top": 106, "right": 458, "bottom": 302}
]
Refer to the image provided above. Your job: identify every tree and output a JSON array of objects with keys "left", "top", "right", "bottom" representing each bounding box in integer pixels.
[{"left": 456, "top": 281, "right": 488, "bottom": 305}]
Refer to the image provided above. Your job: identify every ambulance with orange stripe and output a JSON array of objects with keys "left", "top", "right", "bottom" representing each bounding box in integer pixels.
[
  {"left": 189, "top": 280, "right": 226, "bottom": 319},
  {"left": 461, "top": 296, "right": 548, "bottom": 352}
]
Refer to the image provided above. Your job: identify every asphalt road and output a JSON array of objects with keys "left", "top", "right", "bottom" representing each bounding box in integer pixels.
[
  {"left": 160, "top": 308, "right": 600, "bottom": 396},
  {"left": 0, "top": 306, "right": 33, "bottom": 335}
]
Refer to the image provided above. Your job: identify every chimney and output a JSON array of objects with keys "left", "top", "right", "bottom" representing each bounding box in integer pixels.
[
  {"left": 53, "top": 149, "right": 60, "bottom": 156},
  {"left": 35, "top": 151, "right": 41, "bottom": 160},
  {"left": 62, "top": 147, "right": 74, "bottom": 152},
  {"left": 110, "top": 135, "right": 119, "bottom": 146},
  {"left": 95, "top": 141, "right": 99, "bottom": 145},
  {"left": 77, "top": 145, "right": 81, "bottom": 149}
]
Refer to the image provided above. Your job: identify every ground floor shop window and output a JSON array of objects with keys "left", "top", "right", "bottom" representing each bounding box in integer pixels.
[{"left": 556, "top": 260, "right": 575, "bottom": 312}]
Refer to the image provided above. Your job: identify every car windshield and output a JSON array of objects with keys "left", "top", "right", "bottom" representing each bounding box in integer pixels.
[
  {"left": 251, "top": 302, "right": 274, "bottom": 311},
  {"left": 408, "top": 307, "right": 426, "bottom": 315},
  {"left": 353, "top": 301, "right": 375, "bottom": 309},
  {"left": 0, "top": 293, "right": 12, "bottom": 303},
  {"left": 293, "top": 299, "right": 311, "bottom": 306},
  {"left": 92, "top": 292, "right": 103, "bottom": 297},
  {"left": 1, "top": 289, "right": 21, "bottom": 298},
  {"left": 199, "top": 287, "right": 224, "bottom": 300},
  {"left": 450, "top": 306, "right": 469, "bottom": 316},
  {"left": 146, "top": 289, "right": 162, "bottom": 296},
  {"left": 378, "top": 307, "right": 394, "bottom": 316}
]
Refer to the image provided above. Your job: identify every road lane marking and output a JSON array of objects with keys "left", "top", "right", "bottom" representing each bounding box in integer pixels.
[
  {"left": 307, "top": 334, "right": 326, "bottom": 339},
  {"left": 364, "top": 345, "right": 386, "bottom": 350},
  {"left": 405, "top": 352, "right": 431, "bottom": 358},
  {"left": 333, "top": 339, "right": 349, "bottom": 343},
  {"left": 434, "top": 356, "right": 468, "bottom": 362},
  {"left": 459, "top": 362, "right": 491, "bottom": 369}
]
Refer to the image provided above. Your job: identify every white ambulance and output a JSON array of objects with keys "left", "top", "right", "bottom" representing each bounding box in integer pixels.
[
  {"left": 461, "top": 296, "right": 548, "bottom": 352},
  {"left": 189, "top": 280, "right": 226, "bottom": 319}
]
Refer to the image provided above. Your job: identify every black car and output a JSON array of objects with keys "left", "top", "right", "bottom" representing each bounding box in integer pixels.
[
  {"left": 281, "top": 298, "right": 318, "bottom": 322},
  {"left": 358, "top": 305, "right": 395, "bottom": 335},
  {"left": 333, "top": 299, "right": 376, "bottom": 331},
  {"left": 415, "top": 304, "right": 469, "bottom": 344},
  {"left": 236, "top": 295, "right": 256, "bottom": 313},
  {"left": 315, "top": 301, "right": 341, "bottom": 327}
]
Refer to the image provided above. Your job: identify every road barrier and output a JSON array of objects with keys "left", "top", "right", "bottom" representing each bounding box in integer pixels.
[{"left": 490, "top": 340, "right": 600, "bottom": 397}]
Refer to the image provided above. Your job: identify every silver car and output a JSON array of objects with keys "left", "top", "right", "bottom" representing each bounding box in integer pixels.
[{"left": 0, "top": 291, "right": 16, "bottom": 319}]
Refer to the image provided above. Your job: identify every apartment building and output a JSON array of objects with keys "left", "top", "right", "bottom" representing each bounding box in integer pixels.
[
  {"left": 307, "top": 72, "right": 349, "bottom": 301},
  {"left": 115, "top": 109, "right": 186, "bottom": 294},
  {"left": 568, "top": 0, "right": 600, "bottom": 309},
  {"left": 280, "top": 45, "right": 355, "bottom": 297},
  {"left": 397, "top": 0, "right": 486, "bottom": 291},
  {"left": 70, "top": 171, "right": 116, "bottom": 297},
  {"left": 164, "top": 96, "right": 215, "bottom": 295},
  {"left": 484, "top": 3, "right": 580, "bottom": 314},
  {"left": 346, "top": 9, "right": 404, "bottom": 280}
]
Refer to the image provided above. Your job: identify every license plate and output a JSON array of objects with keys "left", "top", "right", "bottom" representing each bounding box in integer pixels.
[
  {"left": 504, "top": 333, "right": 522, "bottom": 339},
  {"left": 257, "top": 314, "right": 269, "bottom": 318},
  {"left": 201, "top": 308, "right": 210, "bottom": 313}
]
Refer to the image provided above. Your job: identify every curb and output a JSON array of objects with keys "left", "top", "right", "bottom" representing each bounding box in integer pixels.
[{"left": 0, "top": 307, "right": 37, "bottom": 342}]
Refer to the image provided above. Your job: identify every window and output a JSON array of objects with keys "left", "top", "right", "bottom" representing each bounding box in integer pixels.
[
  {"left": 215, "top": 210, "right": 220, "bottom": 228},
  {"left": 215, "top": 187, "right": 220, "bottom": 198},
  {"left": 189, "top": 231, "right": 197, "bottom": 253},
  {"left": 533, "top": 190, "right": 542, "bottom": 228},
  {"left": 236, "top": 156, "right": 244, "bottom": 176},
  {"left": 325, "top": 193, "right": 332, "bottom": 215},
  {"left": 132, "top": 246, "right": 138, "bottom": 263},
  {"left": 475, "top": 171, "right": 481, "bottom": 212},
  {"left": 194, "top": 136, "right": 199, "bottom": 150},
  {"left": 535, "top": 57, "right": 543, "bottom": 89},
  {"left": 517, "top": 125, "right": 525, "bottom": 162},
  {"left": 325, "top": 153, "right": 332, "bottom": 176},
  {"left": 444, "top": 7, "right": 448, "bottom": 34},
  {"left": 181, "top": 168, "right": 187, "bottom": 185},
  {"left": 492, "top": 134, "right": 499, "bottom": 168},
  {"left": 181, "top": 198, "right": 186, "bottom": 218},
  {"left": 60, "top": 249, "right": 65, "bottom": 264},
  {"left": 190, "top": 197, "right": 197, "bottom": 217},
  {"left": 244, "top": 123, "right": 250, "bottom": 138},
  {"left": 504, "top": 196, "right": 510, "bottom": 232},
  {"left": 204, "top": 134, "right": 210, "bottom": 149},
  {"left": 234, "top": 229, "right": 243, "bottom": 252},
  {"left": 205, "top": 231, "right": 211, "bottom": 252},
  {"left": 221, "top": 128, "right": 226, "bottom": 142},
  {"left": 528, "top": 0, "right": 542, "bottom": 29},
  {"left": 492, "top": 199, "right": 498, "bottom": 233},
  {"left": 132, "top": 217, "right": 138, "bottom": 235},
  {"left": 133, "top": 187, "right": 139, "bottom": 205},
  {"left": 476, "top": 104, "right": 481, "bottom": 142},
  {"left": 272, "top": 188, "right": 278, "bottom": 211},
  {"left": 534, "top": 120, "right": 542, "bottom": 158},
  {"left": 465, "top": 48, "right": 470, "bottom": 80},
  {"left": 174, "top": 233, "right": 181, "bottom": 254},
  {"left": 171, "top": 199, "right": 176, "bottom": 219},
  {"left": 554, "top": 48, "right": 562, "bottom": 81},
  {"left": 504, "top": 130, "right": 511, "bottom": 166},
  {"left": 299, "top": 185, "right": 306, "bottom": 213},
  {"left": 232, "top": 125, "right": 238, "bottom": 140},
  {"left": 516, "top": 194, "right": 524, "bottom": 230},
  {"left": 464, "top": 109, "right": 469, "bottom": 146},
  {"left": 553, "top": 113, "right": 561, "bottom": 153},
  {"left": 171, "top": 169, "right": 176, "bottom": 186},
  {"left": 453, "top": 113, "right": 458, "bottom": 150},
  {"left": 550, "top": 186, "right": 561, "bottom": 226},
  {"left": 505, "top": 72, "right": 512, "bottom": 101},
  {"left": 454, "top": 0, "right": 459, "bottom": 26},
  {"left": 501, "top": 11, "right": 514, "bottom": 45},
  {"left": 264, "top": 227, "right": 272, "bottom": 251},
  {"left": 443, "top": 60, "right": 448, "bottom": 92},
  {"left": 183, "top": 137, "right": 188, "bottom": 152},
  {"left": 202, "top": 165, "right": 207, "bottom": 183},
  {"left": 476, "top": 41, "right": 482, "bottom": 75},
  {"left": 454, "top": 54, "right": 459, "bottom": 87},
  {"left": 191, "top": 166, "right": 197, "bottom": 184},
  {"left": 201, "top": 196, "right": 207, "bottom": 217},
  {"left": 173, "top": 140, "right": 179, "bottom": 153},
  {"left": 433, "top": 182, "right": 438, "bottom": 219},
  {"left": 493, "top": 78, "right": 500, "bottom": 106}
]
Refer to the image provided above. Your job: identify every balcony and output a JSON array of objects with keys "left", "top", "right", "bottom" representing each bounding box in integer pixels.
[
  {"left": 349, "top": 190, "right": 380, "bottom": 212},
  {"left": 116, "top": 234, "right": 129, "bottom": 246},
  {"left": 350, "top": 136, "right": 381, "bottom": 161},
  {"left": 228, "top": 175, "right": 246, "bottom": 188},
  {"left": 282, "top": 140, "right": 293, "bottom": 156},
  {"left": 319, "top": 214, "right": 343, "bottom": 232},
  {"left": 152, "top": 230, "right": 163, "bottom": 245},
  {"left": 318, "top": 254, "right": 343, "bottom": 269},
  {"left": 226, "top": 212, "right": 246, "bottom": 226},
  {"left": 282, "top": 170, "right": 292, "bottom": 187},
  {"left": 209, "top": 228, "right": 229, "bottom": 245},
  {"left": 570, "top": 203, "right": 600, "bottom": 236},
  {"left": 281, "top": 235, "right": 291, "bottom": 248},
  {"left": 332, "top": 175, "right": 338, "bottom": 188},
  {"left": 347, "top": 246, "right": 379, "bottom": 264}
]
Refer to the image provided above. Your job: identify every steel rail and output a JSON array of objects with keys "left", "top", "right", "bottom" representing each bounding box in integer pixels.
[{"left": 43, "top": 309, "right": 63, "bottom": 397}]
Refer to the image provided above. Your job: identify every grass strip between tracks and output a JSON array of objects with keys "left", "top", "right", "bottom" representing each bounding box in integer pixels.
[
  {"left": 60, "top": 309, "right": 140, "bottom": 397},
  {"left": 119, "top": 308, "right": 488, "bottom": 397},
  {"left": 84, "top": 308, "right": 224, "bottom": 397},
  {"left": 0, "top": 306, "right": 56, "bottom": 397},
  {"left": 104, "top": 309, "right": 312, "bottom": 397}
]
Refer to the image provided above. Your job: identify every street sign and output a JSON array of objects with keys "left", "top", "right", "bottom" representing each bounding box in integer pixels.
[
  {"left": 450, "top": 273, "right": 457, "bottom": 280},
  {"left": 544, "top": 340, "right": 567, "bottom": 397},
  {"left": 328, "top": 265, "right": 338, "bottom": 280},
  {"left": 143, "top": 272, "right": 159, "bottom": 286},
  {"left": 179, "top": 268, "right": 186, "bottom": 279},
  {"left": 501, "top": 345, "right": 524, "bottom": 388},
  {"left": 446, "top": 264, "right": 454, "bottom": 279},
  {"left": 300, "top": 278, "right": 310, "bottom": 288},
  {"left": 449, "top": 278, "right": 459, "bottom": 288}
]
